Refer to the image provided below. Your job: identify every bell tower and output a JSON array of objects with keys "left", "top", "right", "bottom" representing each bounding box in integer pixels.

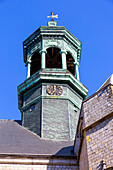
[{"left": 18, "top": 15, "right": 88, "bottom": 141}]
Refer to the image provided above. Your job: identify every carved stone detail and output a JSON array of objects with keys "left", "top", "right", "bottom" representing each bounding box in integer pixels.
[
  {"left": 77, "top": 49, "right": 81, "bottom": 62},
  {"left": 64, "top": 41, "right": 77, "bottom": 61},
  {"left": 27, "top": 41, "right": 41, "bottom": 61},
  {"left": 44, "top": 39, "right": 62, "bottom": 49}
]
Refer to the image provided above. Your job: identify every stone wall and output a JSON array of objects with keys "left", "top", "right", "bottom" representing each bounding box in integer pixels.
[
  {"left": 82, "top": 84, "right": 113, "bottom": 169},
  {"left": 85, "top": 116, "right": 113, "bottom": 169},
  {"left": 79, "top": 136, "right": 89, "bottom": 170},
  {"left": 74, "top": 84, "right": 113, "bottom": 169},
  {"left": 83, "top": 85, "right": 113, "bottom": 128}
]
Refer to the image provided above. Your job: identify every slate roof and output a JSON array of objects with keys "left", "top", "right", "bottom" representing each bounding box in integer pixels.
[{"left": 0, "top": 120, "right": 74, "bottom": 156}]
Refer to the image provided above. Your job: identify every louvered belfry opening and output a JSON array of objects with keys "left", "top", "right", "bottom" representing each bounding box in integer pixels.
[
  {"left": 46, "top": 47, "right": 62, "bottom": 69},
  {"left": 66, "top": 52, "right": 75, "bottom": 76},
  {"left": 30, "top": 52, "right": 41, "bottom": 76}
]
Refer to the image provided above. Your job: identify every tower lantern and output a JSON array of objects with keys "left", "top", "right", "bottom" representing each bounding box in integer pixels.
[
  {"left": 18, "top": 16, "right": 88, "bottom": 141},
  {"left": 23, "top": 13, "right": 81, "bottom": 80}
]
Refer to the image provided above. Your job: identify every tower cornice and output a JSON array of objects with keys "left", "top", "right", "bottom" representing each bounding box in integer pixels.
[
  {"left": 23, "top": 26, "right": 82, "bottom": 64},
  {"left": 18, "top": 69, "right": 88, "bottom": 110}
]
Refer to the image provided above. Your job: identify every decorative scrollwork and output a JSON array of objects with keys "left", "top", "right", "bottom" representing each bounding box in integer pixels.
[{"left": 44, "top": 39, "right": 61, "bottom": 49}]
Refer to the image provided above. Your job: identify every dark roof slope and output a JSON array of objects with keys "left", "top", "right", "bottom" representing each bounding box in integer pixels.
[{"left": 0, "top": 120, "right": 74, "bottom": 156}]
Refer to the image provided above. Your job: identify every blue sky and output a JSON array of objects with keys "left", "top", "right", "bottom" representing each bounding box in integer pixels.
[{"left": 0, "top": 0, "right": 113, "bottom": 119}]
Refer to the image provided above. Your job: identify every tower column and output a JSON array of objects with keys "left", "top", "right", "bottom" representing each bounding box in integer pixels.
[
  {"left": 27, "top": 60, "right": 31, "bottom": 78},
  {"left": 40, "top": 49, "right": 47, "bottom": 69},
  {"left": 61, "top": 50, "right": 67, "bottom": 69},
  {"left": 74, "top": 61, "right": 79, "bottom": 80}
]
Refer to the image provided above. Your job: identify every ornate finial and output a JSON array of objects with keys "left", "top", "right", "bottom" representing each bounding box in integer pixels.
[{"left": 47, "top": 12, "right": 58, "bottom": 22}]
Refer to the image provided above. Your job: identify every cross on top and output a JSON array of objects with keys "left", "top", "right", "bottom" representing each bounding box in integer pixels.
[{"left": 47, "top": 12, "right": 58, "bottom": 21}]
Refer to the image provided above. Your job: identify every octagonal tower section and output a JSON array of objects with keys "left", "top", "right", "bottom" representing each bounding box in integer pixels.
[{"left": 18, "top": 22, "right": 88, "bottom": 141}]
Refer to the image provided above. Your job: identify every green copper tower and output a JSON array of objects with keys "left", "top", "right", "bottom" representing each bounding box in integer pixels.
[{"left": 18, "top": 16, "right": 88, "bottom": 141}]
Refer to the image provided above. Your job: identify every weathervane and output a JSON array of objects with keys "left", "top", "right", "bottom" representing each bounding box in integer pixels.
[{"left": 47, "top": 12, "right": 58, "bottom": 22}]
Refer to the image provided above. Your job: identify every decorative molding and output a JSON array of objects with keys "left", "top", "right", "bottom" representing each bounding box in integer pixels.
[
  {"left": 64, "top": 41, "right": 78, "bottom": 61},
  {"left": 23, "top": 26, "right": 82, "bottom": 63},
  {"left": 22, "top": 95, "right": 81, "bottom": 111},
  {"left": 18, "top": 69, "right": 88, "bottom": 109},
  {"left": 61, "top": 50, "right": 67, "bottom": 55},
  {"left": 0, "top": 155, "right": 77, "bottom": 166},
  {"left": 74, "top": 61, "right": 79, "bottom": 66},
  {"left": 77, "top": 48, "right": 81, "bottom": 62},
  {"left": 39, "top": 49, "right": 47, "bottom": 54},
  {"left": 44, "top": 39, "right": 62, "bottom": 49},
  {"left": 26, "top": 41, "right": 41, "bottom": 61}
]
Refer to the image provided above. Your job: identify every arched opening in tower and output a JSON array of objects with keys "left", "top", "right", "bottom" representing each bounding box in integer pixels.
[
  {"left": 66, "top": 52, "right": 75, "bottom": 76},
  {"left": 30, "top": 51, "right": 41, "bottom": 76},
  {"left": 46, "top": 47, "right": 62, "bottom": 69}
]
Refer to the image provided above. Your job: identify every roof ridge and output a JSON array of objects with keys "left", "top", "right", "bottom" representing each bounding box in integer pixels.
[
  {"left": 97, "top": 73, "right": 113, "bottom": 92},
  {"left": 83, "top": 83, "right": 110, "bottom": 103}
]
